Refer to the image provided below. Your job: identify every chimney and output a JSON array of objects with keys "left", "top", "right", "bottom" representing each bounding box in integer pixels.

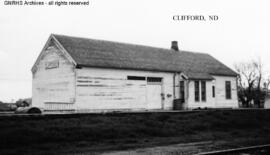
[{"left": 171, "top": 41, "right": 179, "bottom": 51}]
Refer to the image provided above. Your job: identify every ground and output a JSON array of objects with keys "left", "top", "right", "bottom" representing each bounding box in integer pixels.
[{"left": 1, "top": 109, "right": 270, "bottom": 154}]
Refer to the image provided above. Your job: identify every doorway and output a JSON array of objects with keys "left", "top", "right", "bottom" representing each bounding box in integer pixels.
[{"left": 146, "top": 77, "right": 163, "bottom": 109}]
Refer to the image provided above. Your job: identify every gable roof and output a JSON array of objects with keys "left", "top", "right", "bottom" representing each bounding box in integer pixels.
[{"left": 51, "top": 34, "right": 237, "bottom": 79}]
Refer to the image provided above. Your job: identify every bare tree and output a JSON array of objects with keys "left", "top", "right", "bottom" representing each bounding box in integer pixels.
[
  {"left": 253, "top": 58, "right": 263, "bottom": 90},
  {"left": 234, "top": 58, "right": 266, "bottom": 108},
  {"left": 263, "top": 75, "right": 270, "bottom": 96},
  {"left": 253, "top": 58, "right": 264, "bottom": 107},
  {"left": 264, "top": 76, "right": 270, "bottom": 91},
  {"left": 235, "top": 61, "right": 257, "bottom": 107}
]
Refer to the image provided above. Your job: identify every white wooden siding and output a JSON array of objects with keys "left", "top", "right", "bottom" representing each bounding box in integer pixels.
[
  {"left": 32, "top": 46, "right": 238, "bottom": 111},
  {"left": 76, "top": 76, "right": 146, "bottom": 110},
  {"left": 146, "top": 84, "right": 162, "bottom": 109},
  {"left": 186, "top": 76, "right": 238, "bottom": 109},
  {"left": 213, "top": 76, "right": 238, "bottom": 108},
  {"left": 187, "top": 80, "right": 215, "bottom": 108},
  {"left": 75, "top": 68, "right": 174, "bottom": 110},
  {"left": 32, "top": 46, "right": 75, "bottom": 110}
]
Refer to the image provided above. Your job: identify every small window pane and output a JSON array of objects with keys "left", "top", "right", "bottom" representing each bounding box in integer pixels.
[
  {"left": 212, "top": 86, "right": 215, "bottom": 98},
  {"left": 225, "top": 81, "right": 231, "bottom": 99},
  {"left": 147, "top": 77, "right": 162, "bottom": 82},
  {"left": 201, "top": 81, "right": 206, "bottom": 101},
  {"left": 195, "top": 81, "right": 200, "bottom": 102},
  {"left": 180, "top": 81, "right": 185, "bottom": 100},
  {"left": 45, "top": 60, "right": 59, "bottom": 69},
  {"left": 127, "top": 76, "right": 146, "bottom": 81}
]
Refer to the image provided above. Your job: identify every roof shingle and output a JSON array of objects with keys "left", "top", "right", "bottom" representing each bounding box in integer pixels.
[{"left": 53, "top": 34, "right": 237, "bottom": 79}]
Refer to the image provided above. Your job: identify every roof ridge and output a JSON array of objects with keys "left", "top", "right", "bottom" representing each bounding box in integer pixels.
[{"left": 52, "top": 34, "right": 208, "bottom": 55}]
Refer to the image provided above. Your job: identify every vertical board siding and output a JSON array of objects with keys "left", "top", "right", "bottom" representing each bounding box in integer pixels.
[
  {"left": 146, "top": 84, "right": 162, "bottom": 109},
  {"left": 32, "top": 45, "right": 75, "bottom": 110},
  {"left": 44, "top": 102, "right": 74, "bottom": 111}
]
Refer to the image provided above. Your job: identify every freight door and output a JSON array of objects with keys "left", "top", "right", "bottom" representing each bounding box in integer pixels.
[{"left": 146, "top": 77, "right": 163, "bottom": 109}]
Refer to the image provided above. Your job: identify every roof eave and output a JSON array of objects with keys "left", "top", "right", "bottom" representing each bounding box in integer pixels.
[
  {"left": 188, "top": 77, "right": 214, "bottom": 81},
  {"left": 210, "top": 73, "right": 238, "bottom": 77},
  {"left": 76, "top": 64, "right": 178, "bottom": 73}
]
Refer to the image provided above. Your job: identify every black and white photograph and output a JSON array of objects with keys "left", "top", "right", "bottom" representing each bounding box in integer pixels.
[{"left": 1, "top": 0, "right": 270, "bottom": 154}]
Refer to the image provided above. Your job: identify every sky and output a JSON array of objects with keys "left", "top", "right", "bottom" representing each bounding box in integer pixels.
[{"left": 0, "top": 0, "right": 270, "bottom": 102}]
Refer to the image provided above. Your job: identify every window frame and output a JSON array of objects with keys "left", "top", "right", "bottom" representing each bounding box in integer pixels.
[
  {"left": 212, "top": 86, "right": 215, "bottom": 98},
  {"left": 201, "top": 81, "right": 206, "bottom": 102},
  {"left": 194, "top": 81, "right": 200, "bottom": 102},
  {"left": 180, "top": 81, "right": 185, "bottom": 100},
  {"left": 127, "top": 76, "right": 146, "bottom": 81},
  {"left": 147, "top": 77, "right": 162, "bottom": 83},
  {"left": 45, "top": 60, "right": 59, "bottom": 70},
  {"left": 225, "top": 81, "right": 232, "bottom": 99}
]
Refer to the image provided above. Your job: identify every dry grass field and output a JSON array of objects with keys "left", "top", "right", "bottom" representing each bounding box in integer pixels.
[{"left": 1, "top": 110, "right": 270, "bottom": 154}]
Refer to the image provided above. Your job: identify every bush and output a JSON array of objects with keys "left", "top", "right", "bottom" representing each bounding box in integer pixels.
[{"left": 0, "top": 103, "right": 16, "bottom": 111}]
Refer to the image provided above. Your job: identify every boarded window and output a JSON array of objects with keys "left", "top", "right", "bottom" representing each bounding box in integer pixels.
[
  {"left": 195, "top": 81, "right": 200, "bottom": 102},
  {"left": 225, "top": 81, "right": 231, "bottom": 99},
  {"left": 45, "top": 60, "right": 59, "bottom": 69},
  {"left": 201, "top": 81, "right": 206, "bottom": 101},
  {"left": 212, "top": 86, "right": 215, "bottom": 98},
  {"left": 127, "top": 76, "right": 146, "bottom": 81}
]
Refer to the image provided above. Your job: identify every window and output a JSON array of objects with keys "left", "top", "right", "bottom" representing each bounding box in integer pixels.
[
  {"left": 225, "top": 81, "right": 231, "bottom": 99},
  {"left": 201, "top": 81, "right": 206, "bottom": 101},
  {"left": 180, "top": 81, "right": 185, "bottom": 100},
  {"left": 195, "top": 81, "right": 200, "bottom": 102},
  {"left": 147, "top": 77, "right": 162, "bottom": 83},
  {"left": 127, "top": 76, "right": 146, "bottom": 81},
  {"left": 45, "top": 60, "right": 59, "bottom": 69},
  {"left": 147, "top": 77, "right": 162, "bottom": 85},
  {"left": 212, "top": 86, "right": 215, "bottom": 98}
]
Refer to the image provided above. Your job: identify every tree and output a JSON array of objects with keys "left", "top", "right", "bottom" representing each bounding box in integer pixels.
[
  {"left": 234, "top": 58, "right": 266, "bottom": 108},
  {"left": 253, "top": 58, "right": 264, "bottom": 107},
  {"left": 15, "top": 98, "right": 31, "bottom": 107},
  {"left": 264, "top": 76, "right": 270, "bottom": 93}
]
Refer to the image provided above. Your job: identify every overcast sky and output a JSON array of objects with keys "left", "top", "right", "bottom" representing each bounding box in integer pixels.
[{"left": 0, "top": 0, "right": 270, "bottom": 102}]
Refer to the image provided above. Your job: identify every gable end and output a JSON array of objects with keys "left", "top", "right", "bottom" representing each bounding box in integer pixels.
[{"left": 31, "top": 34, "right": 77, "bottom": 74}]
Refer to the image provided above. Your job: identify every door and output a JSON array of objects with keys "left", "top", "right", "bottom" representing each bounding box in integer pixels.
[{"left": 146, "top": 77, "right": 162, "bottom": 109}]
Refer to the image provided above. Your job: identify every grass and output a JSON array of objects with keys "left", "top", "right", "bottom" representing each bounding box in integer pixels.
[{"left": 1, "top": 110, "right": 270, "bottom": 154}]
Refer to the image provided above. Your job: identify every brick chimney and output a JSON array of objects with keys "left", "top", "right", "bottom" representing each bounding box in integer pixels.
[{"left": 171, "top": 41, "right": 179, "bottom": 51}]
